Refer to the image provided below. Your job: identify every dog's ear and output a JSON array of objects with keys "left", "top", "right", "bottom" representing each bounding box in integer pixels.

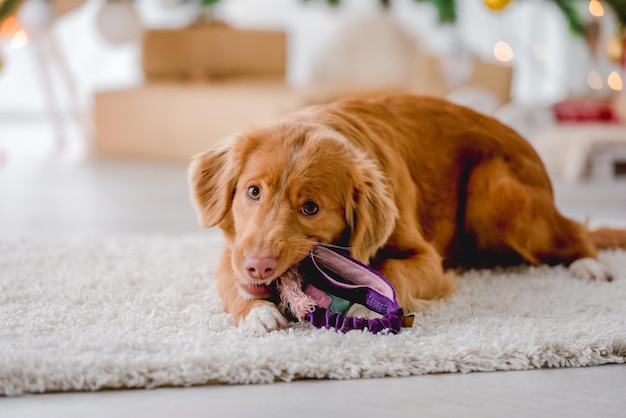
[
  {"left": 345, "top": 155, "right": 398, "bottom": 264},
  {"left": 188, "top": 141, "right": 238, "bottom": 228}
]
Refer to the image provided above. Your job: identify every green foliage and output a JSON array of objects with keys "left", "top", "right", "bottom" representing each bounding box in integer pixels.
[
  {"left": 603, "top": 0, "right": 626, "bottom": 26},
  {"left": 303, "top": 0, "right": 454, "bottom": 19},
  {"left": 2, "top": 0, "right": 623, "bottom": 36},
  {"left": 414, "top": 0, "right": 456, "bottom": 23},
  {"left": 0, "top": 0, "right": 23, "bottom": 24},
  {"left": 185, "top": 0, "right": 626, "bottom": 30},
  {"left": 302, "top": 0, "right": 341, "bottom": 6},
  {"left": 553, "top": 0, "right": 585, "bottom": 36}
]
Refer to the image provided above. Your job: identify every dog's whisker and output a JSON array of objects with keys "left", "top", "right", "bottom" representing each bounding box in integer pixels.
[
  {"left": 317, "top": 234, "right": 388, "bottom": 254},
  {"left": 317, "top": 242, "right": 352, "bottom": 252}
]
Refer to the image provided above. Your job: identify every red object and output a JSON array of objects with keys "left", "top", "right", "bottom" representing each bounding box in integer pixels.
[{"left": 552, "top": 98, "right": 617, "bottom": 123}]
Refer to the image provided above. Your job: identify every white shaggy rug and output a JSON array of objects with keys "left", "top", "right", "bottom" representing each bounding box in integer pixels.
[{"left": 1, "top": 235, "right": 625, "bottom": 396}]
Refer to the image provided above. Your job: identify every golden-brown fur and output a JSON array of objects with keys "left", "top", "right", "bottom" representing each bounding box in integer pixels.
[{"left": 189, "top": 94, "right": 626, "bottom": 330}]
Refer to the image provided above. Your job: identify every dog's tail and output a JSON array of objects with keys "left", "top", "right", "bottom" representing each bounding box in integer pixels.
[{"left": 589, "top": 227, "right": 626, "bottom": 250}]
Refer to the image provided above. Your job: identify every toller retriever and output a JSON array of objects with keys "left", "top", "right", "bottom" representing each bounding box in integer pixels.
[{"left": 189, "top": 95, "right": 626, "bottom": 332}]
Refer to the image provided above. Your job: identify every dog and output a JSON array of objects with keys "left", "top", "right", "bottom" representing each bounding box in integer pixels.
[{"left": 189, "top": 94, "right": 626, "bottom": 332}]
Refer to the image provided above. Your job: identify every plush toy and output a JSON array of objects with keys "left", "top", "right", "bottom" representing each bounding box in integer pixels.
[{"left": 277, "top": 245, "right": 413, "bottom": 334}]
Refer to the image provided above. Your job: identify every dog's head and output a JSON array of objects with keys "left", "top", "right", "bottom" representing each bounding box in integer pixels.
[{"left": 189, "top": 121, "right": 397, "bottom": 299}]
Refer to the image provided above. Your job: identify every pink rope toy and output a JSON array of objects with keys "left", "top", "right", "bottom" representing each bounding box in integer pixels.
[{"left": 276, "top": 245, "right": 413, "bottom": 334}]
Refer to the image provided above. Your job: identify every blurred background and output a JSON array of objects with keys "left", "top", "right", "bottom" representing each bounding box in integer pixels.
[
  {"left": 0, "top": 0, "right": 625, "bottom": 235},
  {"left": 2, "top": 2, "right": 625, "bottom": 413}
]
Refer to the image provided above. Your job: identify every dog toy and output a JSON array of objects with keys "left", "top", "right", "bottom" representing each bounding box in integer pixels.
[{"left": 277, "top": 245, "right": 413, "bottom": 334}]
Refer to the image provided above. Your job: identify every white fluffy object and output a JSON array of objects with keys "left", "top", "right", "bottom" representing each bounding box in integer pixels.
[
  {"left": 1, "top": 235, "right": 625, "bottom": 395},
  {"left": 310, "top": 14, "right": 418, "bottom": 89}
]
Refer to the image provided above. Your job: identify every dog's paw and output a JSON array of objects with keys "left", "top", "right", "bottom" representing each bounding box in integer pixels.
[
  {"left": 239, "top": 304, "right": 288, "bottom": 333},
  {"left": 569, "top": 258, "right": 613, "bottom": 282}
]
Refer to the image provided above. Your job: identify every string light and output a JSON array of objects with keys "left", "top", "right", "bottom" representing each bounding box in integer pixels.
[
  {"left": 608, "top": 71, "right": 623, "bottom": 91},
  {"left": 10, "top": 30, "right": 28, "bottom": 48},
  {"left": 587, "top": 70, "right": 603, "bottom": 90},
  {"left": 0, "top": 16, "right": 20, "bottom": 38},
  {"left": 588, "top": 0, "right": 604, "bottom": 17},
  {"left": 494, "top": 41, "right": 514, "bottom": 62}
]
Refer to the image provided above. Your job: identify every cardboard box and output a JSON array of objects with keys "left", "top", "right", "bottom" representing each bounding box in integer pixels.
[
  {"left": 410, "top": 53, "right": 448, "bottom": 98},
  {"left": 94, "top": 80, "right": 303, "bottom": 161},
  {"left": 464, "top": 59, "right": 513, "bottom": 105},
  {"left": 308, "top": 54, "right": 513, "bottom": 107},
  {"left": 52, "top": 0, "right": 85, "bottom": 17},
  {"left": 142, "top": 23, "right": 287, "bottom": 81},
  {"left": 411, "top": 53, "right": 513, "bottom": 105}
]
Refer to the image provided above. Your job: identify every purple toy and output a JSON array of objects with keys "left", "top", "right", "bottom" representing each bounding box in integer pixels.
[{"left": 277, "top": 245, "right": 413, "bottom": 334}]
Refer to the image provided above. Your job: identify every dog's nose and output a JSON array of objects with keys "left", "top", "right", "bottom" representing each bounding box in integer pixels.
[{"left": 244, "top": 256, "right": 278, "bottom": 280}]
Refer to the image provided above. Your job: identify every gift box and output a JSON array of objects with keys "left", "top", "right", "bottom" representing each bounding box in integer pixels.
[
  {"left": 552, "top": 97, "right": 618, "bottom": 123},
  {"left": 307, "top": 53, "right": 513, "bottom": 110},
  {"left": 93, "top": 80, "right": 304, "bottom": 161},
  {"left": 51, "top": 0, "right": 86, "bottom": 17},
  {"left": 94, "top": 21, "right": 295, "bottom": 161},
  {"left": 141, "top": 22, "right": 287, "bottom": 81},
  {"left": 411, "top": 54, "right": 513, "bottom": 107}
]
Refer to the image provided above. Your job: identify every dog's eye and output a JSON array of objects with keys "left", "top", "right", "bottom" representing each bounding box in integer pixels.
[
  {"left": 246, "top": 186, "right": 261, "bottom": 201},
  {"left": 301, "top": 201, "right": 319, "bottom": 216}
]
